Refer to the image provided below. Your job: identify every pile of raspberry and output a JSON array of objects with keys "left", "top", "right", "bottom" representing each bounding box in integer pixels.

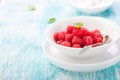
[{"left": 53, "top": 25, "right": 103, "bottom": 48}]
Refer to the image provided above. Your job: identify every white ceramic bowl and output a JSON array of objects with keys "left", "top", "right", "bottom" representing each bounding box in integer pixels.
[
  {"left": 70, "top": 0, "right": 114, "bottom": 14},
  {"left": 45, "top": 16, "right": 120, "bottom": 58}
]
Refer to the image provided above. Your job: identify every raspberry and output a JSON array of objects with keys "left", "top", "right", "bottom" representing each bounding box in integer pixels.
[
  {"left": 93, "top": 33, "right": 103, "bottom": 44},
  {"left": 53, "top": 24, "right": 104, "bottom": 48},
  {"left": 59, "top": 31, "right": 67, "bottom": 40},
  {"left": 96, "top": 37, "right": 103, "bottom": 43},
  {"left": 72, "top": 44, "right": 81, "bottom": 48},
  {"left": 83, "top": 36, "right": 93, "bottom": 46},
  {"left": 66, "top": 25, "right": 75, "bottom": 33},
  {"left": 89, "top": 31, "right": 94, "bottom": 38},
  {"left": 57, "top": 40, "right": 63, "bottom": 44},
  {"left": 93, "top": 29, "right": 103, "bottom": 38},
  {"left": 82, "top": 36, "right": 87, "bottom": 46},
  {"left": 65, "top": 34, "right": 73, "bottom": 42},
  {"left": 73, "top": 27, "right": 81, "bottom": 36},
  {"left": 89, "top": 30, "right": 103, "bottom": 44},
  {"left": 60, "top": 41, "right": 71, "bottom": 47},
  {"left": 94, "top": 32, "right": 103, "bottom": 38},
  {"left": 94, "top": 29, "right": 101, "bottom": 33},
  {"left": 90, "top": 29, "right": 102, "bottom": 37},
  {"left": 72, "top": 36, "right": 82, "bottom": 45},
  {"left": 53, "top": 32, "right": 59, "bottom": 41},
  {"left": 80, "top": 27, "right": 89, "bottom": 38}
]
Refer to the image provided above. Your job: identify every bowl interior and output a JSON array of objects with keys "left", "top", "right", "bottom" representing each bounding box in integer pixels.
[{"left": 46, "top": 16, "right": 120, "bottom": 48}]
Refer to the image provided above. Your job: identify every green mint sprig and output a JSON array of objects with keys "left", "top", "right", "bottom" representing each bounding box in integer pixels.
[
  {"left": 29, "top": 5, "right": 36, "bottom": 11},
  {"left": 48, "top": 18, "right": 56, "bottom": 23},
  {"left": 74, "top": 22, "right": 84, "bottom": 28}
]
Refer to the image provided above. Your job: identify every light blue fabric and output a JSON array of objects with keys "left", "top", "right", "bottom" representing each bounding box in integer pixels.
[{"left": 0, "top": 0, "right": 120, "bottom": 80}]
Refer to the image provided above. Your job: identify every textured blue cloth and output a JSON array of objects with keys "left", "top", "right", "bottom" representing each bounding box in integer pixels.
[{"left": 0, "top": 0, "right": 120, "bottom": 80}]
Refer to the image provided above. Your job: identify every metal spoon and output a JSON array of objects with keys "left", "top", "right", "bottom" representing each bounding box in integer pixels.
[{"left": 79, "top": 35, "right": 110, "bottom": 55}]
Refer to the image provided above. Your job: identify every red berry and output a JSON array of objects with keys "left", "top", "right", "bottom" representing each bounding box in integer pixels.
[
  {"left": 80, "top": 27, "right": 89, "bottom": 38},
  {"left": 54, "top": 25, "right": 103, "bottom": 48},
  {"left": 57, "top": 40, "right": 63, "bottom": 44},
  {"left": 73, "top": 27, "right": 81, "bottom": 36},
  {"left": 93, "top": 29, "right": 103, "bottom": 38},
  {"left": 53, "top": 32, "right": 59, "bottom": 41},
  {"left": 66, "top": 25, "right": 75, "bottom": 33},
  {"left": 83, "top": 36, "right": 93, "bottom": 46},
  {"left": 89, "top": 31, "right": 94, "bottom": 38},
  {"left": 59, "top": 31, "right": 67, "bottom": 40},
  {"left": 89, "top": 30, "right": 103, "bottom": 44},
  {"left": 60, "top": 41, "right": 71, "bottom": 47},
  {"left": 72, "top": 44, "right": 81, "bottom": 48},
  {"left": 96, "top": 37, "right": 103, "bottom": 43},
  {"left": 93, "top": 33, "right": 103, "bottom": 43},
  {"left": 72, "top": 36, "right": 82, "bottom": 45},
  {"left": 65, "top": 34, "right": 73, "bottom": 42},
  {"left": 89, "top": 30, "right": 103, "bottom": 38},
  {"left": 94, "top": 29, "right": 101, "bottom": 33},
  {"left": 94, "top": 33, "right": 103, "bottom": 38}
]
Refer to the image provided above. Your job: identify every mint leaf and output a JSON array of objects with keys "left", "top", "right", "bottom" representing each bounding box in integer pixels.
[
  {"left": 74, "top": 22, "right": 84, "bottom": 28},
  {"left": 48, "top": 18, "right": 56, "bottom": 23},
  {"left": 29, "top": 5, "right": 36, "bottom": 11}
]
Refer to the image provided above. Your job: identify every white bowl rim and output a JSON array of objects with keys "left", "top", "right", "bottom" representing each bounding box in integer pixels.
[{"left": 42, "top": 40, "right": 120, "bottom": 67}]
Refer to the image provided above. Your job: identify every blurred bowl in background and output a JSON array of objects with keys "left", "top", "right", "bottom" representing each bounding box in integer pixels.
[{"left": 70, "top": 0, "right": 114, "bottom": 14}]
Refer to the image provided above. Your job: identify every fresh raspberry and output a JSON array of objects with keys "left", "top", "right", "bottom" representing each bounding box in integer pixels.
[
  {"left": 72, "top": 44, "right": 81, "bottom": 48},
  {"left": 72, "top": 36, "right": 82, "bottom": 45},
  {"left": 72, "top": 27, "right": 81, "bottom": 36},
  {"left": 93, "top": 29, "right": 103, "bottom": 38},
  {"left": 59, "top": 31, "right": 67, "bottom": 40},
  {"left": 89, "top": 30, "right": 103, "bottom": 44},
  {"left": 96, "top": 37, "right": 103, "bottom": 43},
  {"left": 93, "top": 33, "right": 103, "bottom": 44},
  {"left": 80, "top": 27, "right": 89, "bottom": 38},
  {"left": 53, "top": 32, "right": 59, "bottom": 41},
  {"left": 82, "top": 36, "right": 87, "bottom": 46},
  {"left": 89, "top": 29, "right": 102, "bottom": 37},
  {"left": 83, "top": 36, "right": 93, "bottom": 46},
  {"left": 57, "top": 40, "right": 63, "bottom": 44},
  {"left": 65, "top": 34, "right": 73, "bottom": 42},
  {"left": 94, "top": 32, "right": 103, "bottom": 38},
  {"left": 53, "top": 24, "right": 104, "bottom": 48},
  {"left": 60, "top": 41, "right": 71, "bottom": 47},
  {"left": 89, "top": 31, "right": 94, "bottom": 38},
  {"left": 94, "top": 29, "right": 101, "bottom": 33},
  {"left": 66, "top": 25, "right": 75, "bottom": 33}
]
